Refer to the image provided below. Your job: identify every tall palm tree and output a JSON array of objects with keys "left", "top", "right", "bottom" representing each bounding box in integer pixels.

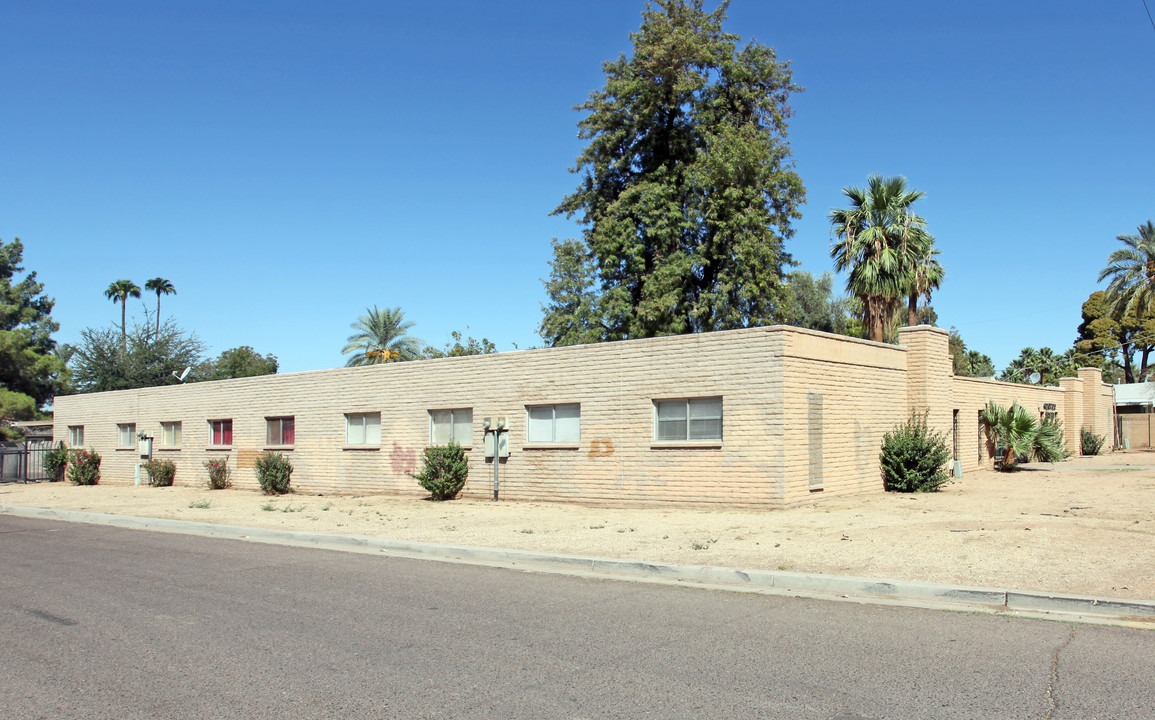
[
  {"left": 342, "top": 306, "right": 423, "bottom": 366},
  {"left": 829, "top": 175, "right": 936, "bottom": 342},
  {"left": 104, "top": 279, "right": 141, "bottom": 354},
  {"left": 906, "top": 248, "right": 944, "bottom": 326},
  {"left": 1098, "top": 220, "right": 1155, "bottom": 318},
  {"left": 144, "top": 278, "right": 176, "bottom": 335}
]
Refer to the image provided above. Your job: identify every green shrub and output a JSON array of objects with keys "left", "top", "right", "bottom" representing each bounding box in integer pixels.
[
  {"left": 1081, "top": 428, "right": 1105, "bottom": 456},
  {"left": 43, "top": 443, "right": 69, "bottom": 481},
  {"left": 66, "top": 448, "right": 101, "bottom": 485},
  {"left": 410, "top": 442, "right": 469, "bottom": 500},
  {"left": 879, "top": 412, "right": 952, "bottom": 492},
  {"left": 255, "top": 451, "right": 293, "bottom": 495},
  {"left": 1034, "top": 417, "right": 1071, "bottom": 463},
  {"left": 203, "top": 456, "right": 232, "bottom": 490},
  {"left": 143, "top": 458, "right": 176, "bottom": 487}
]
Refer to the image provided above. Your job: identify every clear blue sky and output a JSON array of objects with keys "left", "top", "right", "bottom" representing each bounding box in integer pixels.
[{"left": 4, "top": 1, "right": 1153, "bottom": 375}]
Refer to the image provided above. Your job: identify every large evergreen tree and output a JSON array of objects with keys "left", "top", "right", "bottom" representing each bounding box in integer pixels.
[
  {"left": 67, "top": 317, "right": 205, "bottom": 393},
  {"left": 542, "top": 0, "right": 805, "bottom": 345},
  {"left": 0, "top": 237, "right": 69, "bottom": 410}
]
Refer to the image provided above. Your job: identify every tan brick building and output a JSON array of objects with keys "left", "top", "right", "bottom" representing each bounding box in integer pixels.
[{"left": 52, "top": 325, "right": 1115, "bottom": 507}]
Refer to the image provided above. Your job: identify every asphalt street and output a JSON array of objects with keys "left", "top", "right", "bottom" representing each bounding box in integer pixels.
[{"left": 1, "top": 515, "right": 1151, "bottom": 719}]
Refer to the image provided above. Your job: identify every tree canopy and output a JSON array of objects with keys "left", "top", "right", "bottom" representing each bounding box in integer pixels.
[
  {"left": 67, "top": 316, "right": 205, "bottom": 393},
  {"left": 948, "top": 328, "right": 995, "bottom": 378},
  {"left": 342, "top": 306, "right": 422, "bottom": 366},
  {"left": 197, "top": 346, "right": 278, "bottom": 380},
  {"left": 542, "top": 0, "right": 805, "bottom": 345},
  {"left": 423, "top": 331, "right": 498, "bottom": 359},
  {"left": 0, "top": 237, "right": 69, "bottom": 412},
  {"left": 1074, "top": 289, "right": 1153, "bottom": 383}
]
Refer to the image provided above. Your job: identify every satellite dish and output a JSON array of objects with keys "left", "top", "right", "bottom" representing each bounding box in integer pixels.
[
  {"left": 1028, "top": 372, "right": 1041, "bottom": 385},
  {"left": 172, "top": 367, "right": 190, "bottom": 383}
]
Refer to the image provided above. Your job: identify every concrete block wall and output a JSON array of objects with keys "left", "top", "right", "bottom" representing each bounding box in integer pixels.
[{"left": 949, "top": 377, "right": 1067, "bottom": 470}]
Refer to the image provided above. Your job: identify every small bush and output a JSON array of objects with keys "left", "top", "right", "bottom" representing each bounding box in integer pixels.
[
  {"left": 143, "top": 458, "right": 176, "bottom": 487},
  {"left": 410, "top": 442, "right": 469, "bottom": 500},
  {"left": 1081, "top": 428, "right": 1105, "bottom": 456},
  {"left": 880, "top": 412, "right": 952, "bottom": 492},
  {"left": 43, "top": 443, "right": 69, "bottom": 481},
  {"left": 1034, "top": 417, "right": 1071, "bottom": 463},
  {"left": 67, "top": 448, "right": 101, "bottom": 485},
  {"left": 203, "top": 456, "right": 232, "bottom": 490},
  {"left": 255, "top": 451, "right": 293, "bottom": 495}
]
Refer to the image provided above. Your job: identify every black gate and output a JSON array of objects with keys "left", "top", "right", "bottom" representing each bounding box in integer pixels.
[{"left": 0, "top": 440, "right": 58, "bottom": 482}]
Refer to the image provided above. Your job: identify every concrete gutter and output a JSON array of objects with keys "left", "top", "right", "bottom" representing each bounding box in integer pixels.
[{"left": 5, "top": 504, "right": 1154, "bottom": 627}]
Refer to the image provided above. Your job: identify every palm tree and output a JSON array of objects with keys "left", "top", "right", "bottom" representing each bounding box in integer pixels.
[
  {"left": 104, "top": 279, "right": 141, "bottom": 354},
  {"left": 342, "top": 306, "right": 423, "bottom": 366},
  {"left": 906, "top": 248, "right": 944, "bottom": 326},
  {"left": 144, "top": 278, "right": 176, "bottom": 335},
  {"left": 829, "top": 175, "right": 936, "bottom": 342},
  {"left": 1098, "top": 220, "right": 1155, "bottom": 318}
]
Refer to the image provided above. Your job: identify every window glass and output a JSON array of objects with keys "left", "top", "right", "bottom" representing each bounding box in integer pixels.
[
  {"left": 655, "top": 398, "right": 722, "bottom": 441},
  {"left": 527, "top": 404, "right": 580, "bottom": 443},
  {"left": 68, "top": 426, "right": 84, "bottom": 446},
  {"left": 452, "top": 409, "right": 472, "bottom": 445},
  {"left": 431, "top": 409, "right": 472, "bottom": 445},
  {"left": 210, "top": 419, "right": 233, "bottom": 446},
  {"left": 266, "top": 417, "right": 295, "bottom": 445},
  {"left": 554, "top": 404, "right": 581, "bottom": 443},
  {"left": 688, "top": 397, "right": 723, "bottom": 441},
  {"left": 117, "top": 423, "right": 136, "bottom": 447},
  {"left": 526, "top": 406, "right": 554, "bottom": 443},
  {"left": 161, "top": 421, "right": 182, "bottom": 447},
  {"left": 346, "top": 413, "right": 381, "bottom": 445},
  {"left": 655, "top": 401, "right": 688, "bottom": 441}
]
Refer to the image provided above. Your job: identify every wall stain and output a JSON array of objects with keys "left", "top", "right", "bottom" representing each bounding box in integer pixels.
[
  {"left": 588, "top": 438, "right": 614, "bottom": 458},
  {"left": 390, "top": 442, "right": 418, "bottom": 475}
]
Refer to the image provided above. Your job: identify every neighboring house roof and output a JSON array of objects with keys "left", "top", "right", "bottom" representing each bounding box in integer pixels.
[{"left": 1113, "top": 382, "right": 1155, "bottom": 407}]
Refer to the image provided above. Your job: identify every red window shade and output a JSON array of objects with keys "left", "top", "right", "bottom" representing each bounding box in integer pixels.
[
  {"left": 223, "top": 420, "right": 232, "bottom": 445},
  {"left": 281, "top": 418, "right": 294, "bottom": 445}
]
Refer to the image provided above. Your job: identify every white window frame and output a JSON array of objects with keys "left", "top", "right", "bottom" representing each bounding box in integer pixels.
[
  {"left": 266, "top": 416, "right": 295, "bottom": 446},
  {"left": 209, "top": 419, "right": 233, "bottom": 447},
  {"left": 117, "top": 423, "right": 136, "bottom": 448},
  {"left": 345, "top": 412, "right": 381, "bottom": 446},
  {"left": 68, "top": 425, "right": 84, "bottom": 446},
  {"left": 429, "top": 408, "right": 473, "bottom": 446},
  {"left": 161, "top": 421, "right": 182, "bottom": 448},
  {"left": 526, "top": 404, "right": 581, "bottom": 444},
  {"left": 654, "top": 397, "right": 723, "bottom": 442}
]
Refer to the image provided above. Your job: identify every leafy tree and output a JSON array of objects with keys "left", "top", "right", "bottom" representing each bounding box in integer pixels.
[
  {"left": 999, "top": 346, "right": 1075, "bottom": 386},
  {"left": 0, "top": 387, "right": 38, "bottom": 440},
  {"left": 781, "top": 271, "right": 854, "bottom": 335},
  {"left": 948, "top": 328, "right": 995, "bottom": 377},
  {"left": 829, "top": 175, "right": 938, "bottom": 342},
  {"left": 423, "top": 331, "right": 497, "bottom": 359},
  {"left": 67, "top": 316, "right": 205, "bottom": 393},
  {"left": 104, "top": 279, "right": 141, "bottom": 353},
  {"left": 539, "top": 238, "right": 605, "bottom": 346},
  {"left": 197, "top": 346, "right": 278, "bottom": 380},
  {"left": 144, "top": 278, "right": 176, "bottom": 336},
  {"left": 0, "top": 237, "right": 69, "bottom": 410},
  {"left": 1098, "top": 220, "right": 1155, "bottom": 318},
  {"left": 342, "top": 306, "right": 422, "bottom": 366},
  {"left": 1074, "top": 289, "right": 1155, "bottom": 383},
  {"left": 544, "top": 0, "right": 805, "bottom": 345}
]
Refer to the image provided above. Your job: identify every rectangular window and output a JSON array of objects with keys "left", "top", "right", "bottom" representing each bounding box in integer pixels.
[
  {"left": 526, "top": 404, "right": 581, "bottom": 444},
  {"left": 68, "top": 426, "right": 84, "bottom": 446},
  {"left": 654, "top": 397, "right": 723, "bottom": 442},
  {"left": 117, "top": 423, "right": 136, "bottom": 447},
  {"left": 209, "top": 419, "right": 233, "bottom": 446},
  {"left": 430, "top": 408, "right": 472, "bottom": 445},
  {"left": 266, "top": 416, "right": 295, "bottom": 446},
  {"left": 346, "top": 412, "right": 381, "bottom": 445},
  {"left": 161, "top": 421, "right": 182, "bottom": 447}
]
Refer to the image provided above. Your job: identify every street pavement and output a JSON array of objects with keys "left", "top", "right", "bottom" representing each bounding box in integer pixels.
[{"left": 1, "top": 514, "right": 1152, "bottom": 719}]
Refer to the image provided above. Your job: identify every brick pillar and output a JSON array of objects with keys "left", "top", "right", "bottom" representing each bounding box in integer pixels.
[
  {"left": 1078, "top": 367, "right": 1104, "bottom": 439},
  {"left": 897, "top": 325, "right": 953, "bottom": 439},
  {"left": 1059, "top": 376, "right": 1084, "bottom": 455}
]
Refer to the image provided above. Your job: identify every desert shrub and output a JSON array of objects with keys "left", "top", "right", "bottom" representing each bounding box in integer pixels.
[
  {"left": 879, "top": 412, "right": 952, "bottom": 492},
  {"left": 410, "top": 442, "right": 469, "bottom": 500},
  {"left": 1034, "top": 417, "right": 1071, "bottom": 463},
  {"left": 143, "top": 458, "right": 176, "bottom": 487},
  {"left": 255, "top": 451, "right": 293, "bottom": 495},
  {"left": 203, "top": 456, "right": 232, "bottom": 490},
  {"left": 1081, "top": 428, "right": 1105, "bottom": 456},
  {"left": 42, "top": 443, "right": 69, "bottom": 481},
  {"left": 67, "top": 448, "right": 101, "bottom": 485}
]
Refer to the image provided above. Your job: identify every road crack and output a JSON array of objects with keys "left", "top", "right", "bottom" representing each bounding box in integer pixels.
[{"left": 1041, "top": 624, "right": 1076, "bottom": 720}]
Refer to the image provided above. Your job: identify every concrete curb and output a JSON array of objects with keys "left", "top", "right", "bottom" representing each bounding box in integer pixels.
[{"left": 5, "top": 504, "right": 1154, "bottom": 624}]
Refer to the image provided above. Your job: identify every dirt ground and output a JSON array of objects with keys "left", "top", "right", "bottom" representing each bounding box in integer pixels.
[{"left": 3, "top": 452, "right": 1153, "bottom": 600}]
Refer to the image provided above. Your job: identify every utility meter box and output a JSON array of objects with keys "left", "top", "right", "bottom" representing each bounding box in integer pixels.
[
  {"left": 484, "top": 431, "right": 509, "bottom": 458},
  {"left": 138, "top": 437, "right": 153, "bottom": 458},
  {"left": 482, "top": 417, "right": 508, "bottom": 431}
]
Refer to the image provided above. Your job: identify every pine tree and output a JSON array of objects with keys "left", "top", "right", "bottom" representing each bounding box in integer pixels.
[
  {"left": 543, "top": 0, "right": 804, "bottom": 345},
  {"left": 0, "top": 238, "right": 69, "bottom": 409}
]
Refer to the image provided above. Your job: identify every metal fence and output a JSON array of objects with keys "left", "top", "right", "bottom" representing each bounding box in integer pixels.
[{"left": 0, "top": 439, "right": 59, "bottom": 482}]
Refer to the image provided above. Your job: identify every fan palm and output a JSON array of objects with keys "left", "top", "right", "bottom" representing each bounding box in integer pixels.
[
  {"left": 104, "top": 279, "right": 141, "bottom": 353},
  {"left": 906, "top": 248, "right": 944, "bottom": 326},
  {"left": 1098, "top": 220, "right": 1155, "bottom": 318},
  {"left": 980, "top": 401, "right": 1037, "bottom": 470},
  {"left": 342, "top": 306, "right": 422, "bottom": 366},
  {"left": 144, "top": 278, "right": 176, "bottom": 335},
  {"left": 829, "top": 175, "right": 937, "bottom": 342}
]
